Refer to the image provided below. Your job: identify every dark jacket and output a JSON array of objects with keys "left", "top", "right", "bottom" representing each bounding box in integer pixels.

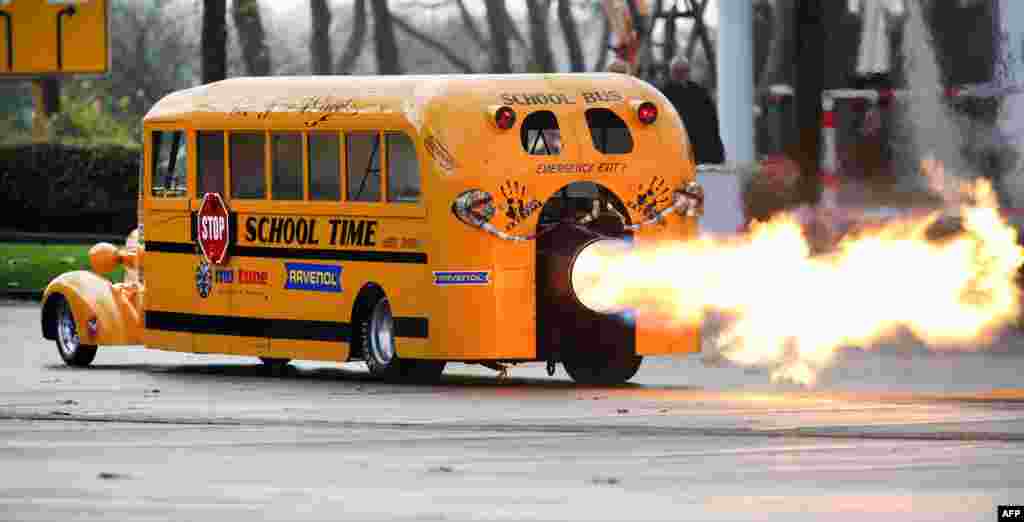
[{"left": 661, "top": 79, "right": 726, "bottom": 164}]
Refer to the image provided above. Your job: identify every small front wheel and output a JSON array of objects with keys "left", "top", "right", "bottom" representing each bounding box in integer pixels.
[{"left": 54, "top": 296, "right": 97, "bottom": 367}]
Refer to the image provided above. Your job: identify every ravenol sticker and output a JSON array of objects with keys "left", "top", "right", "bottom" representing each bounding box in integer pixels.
[
  {"left": 285, "top": 263, "right": 342, "bottom": 293},
  {"left": 433, "top": 271, "right": 490, "bottom": 286}
]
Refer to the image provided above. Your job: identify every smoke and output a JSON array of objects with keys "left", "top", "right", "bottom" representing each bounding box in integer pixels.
[{"left": 895, "top": 0, "right": 968, "bottom": 187}]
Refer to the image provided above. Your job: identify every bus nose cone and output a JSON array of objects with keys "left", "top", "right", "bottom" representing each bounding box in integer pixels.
[{"left": 569, "top": 238, "right": 632, "bottom": 314}]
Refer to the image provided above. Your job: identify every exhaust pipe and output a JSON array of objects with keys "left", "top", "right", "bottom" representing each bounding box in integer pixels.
[{"left": 569, "top": 238, "right": 632, "bottom": 314}]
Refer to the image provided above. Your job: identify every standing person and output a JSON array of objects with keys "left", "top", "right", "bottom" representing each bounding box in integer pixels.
[{"left": 660, "top": 56, "right": 726, "bottom": 164}]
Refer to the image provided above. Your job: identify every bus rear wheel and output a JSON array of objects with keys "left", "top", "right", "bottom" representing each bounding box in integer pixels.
[
  {"left": 563, "top": 352, "right": 642, "bottom": 385},
  {"left": 259, "top": 357, "right": 291, "bottom": 374},
  {"left": 54, "top": 296, "right": 97, "bottom": 367},
  {"left": 361, "top": 293, "right": 445, "bottom": 383}
]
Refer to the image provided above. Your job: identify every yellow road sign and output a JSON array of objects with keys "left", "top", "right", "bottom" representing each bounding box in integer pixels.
[{"left": 0, "top": 0, "right": 109, "bottom": 76}]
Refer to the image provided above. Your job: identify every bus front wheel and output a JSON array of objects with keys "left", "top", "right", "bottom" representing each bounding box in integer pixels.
[
  {"left": 53, "top": 296, "right": 97, "bottom": 367},
  {"left": 360, "top": 293, "right": 444, "bottom": 383},
  {"left": 563, "top": 352, "right": 642, "bottom": 385}
]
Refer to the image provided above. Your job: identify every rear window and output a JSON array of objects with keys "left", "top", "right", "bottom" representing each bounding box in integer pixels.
[
  {"left": 585, "top": 108, "right": 633, "bottom": 154},
  {"left": 521, "top": 110, "right": 561, "bottom": 155}
]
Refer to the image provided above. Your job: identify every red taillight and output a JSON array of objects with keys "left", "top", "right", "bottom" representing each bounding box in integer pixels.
[
  {"left": 637, "top": 102, "right": 658, "bottom": 124},
  {"left": 495, "top": 106, "right": 517, "bottom": 130}
]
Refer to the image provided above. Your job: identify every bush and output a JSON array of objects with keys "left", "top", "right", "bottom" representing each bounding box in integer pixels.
[{"left": 0, "top": 143, "right": 140, "bottom": 235}]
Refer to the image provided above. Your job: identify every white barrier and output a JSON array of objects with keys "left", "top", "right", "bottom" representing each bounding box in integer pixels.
[{"left": 696, "top": 163, "right": 746, "bottom": 235}]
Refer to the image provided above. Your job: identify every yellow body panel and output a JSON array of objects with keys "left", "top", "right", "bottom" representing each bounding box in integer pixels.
[
  {"left": 0, "top": 0, "right": 109, "bottom": 76},
  {"left": 43, "top": 73, "right": 705, "bottom": 365}
]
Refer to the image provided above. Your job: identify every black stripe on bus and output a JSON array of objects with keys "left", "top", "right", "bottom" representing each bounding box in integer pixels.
[
  {"left": 145, "top": 241, "right": 427, "bottom": 264},
  {"left": 145, "top": 311, "right": 429, "bottom": 341},
  {"left": 145, "top": 241, "right": 198, "bottom": 255}
]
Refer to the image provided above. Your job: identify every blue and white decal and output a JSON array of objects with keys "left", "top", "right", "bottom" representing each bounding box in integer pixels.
[
  {"left": 433, "top": 271, "right": 490, "bottom": 286},
  {"left": 284, "top": 263, "right": 343, "bottom": 293}
]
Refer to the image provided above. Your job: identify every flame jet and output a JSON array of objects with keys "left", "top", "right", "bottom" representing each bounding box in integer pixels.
[{"left": 569, "top": 178, "right": 1024, "bottom": 385}]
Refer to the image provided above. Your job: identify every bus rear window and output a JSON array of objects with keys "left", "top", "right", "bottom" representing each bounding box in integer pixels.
[
  {"left": 521, "top": 110, "right": 561, "bottom": 155},
  {"left": 386, "top": 133, "right": 420, "bottom": 203},
  {"left": 585, "top": 108, "right": 633, "bottom": 154}
]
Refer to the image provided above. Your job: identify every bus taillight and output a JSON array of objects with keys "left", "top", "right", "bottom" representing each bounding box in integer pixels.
[
  {"left": 635, "top": 101, "right": 658, "bottom": 125},
  {"left": 488, "top": 105, "right": 517, "bottom": 130}
]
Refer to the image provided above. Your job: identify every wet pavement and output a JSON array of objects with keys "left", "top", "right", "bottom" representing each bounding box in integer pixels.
[{"left": 1, "top": 301, "right": 1022, "bottom": 521}]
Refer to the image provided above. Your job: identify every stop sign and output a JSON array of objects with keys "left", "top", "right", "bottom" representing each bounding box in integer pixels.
[{"left": 197, "top": 193, "right": 230, "bottom": 265}]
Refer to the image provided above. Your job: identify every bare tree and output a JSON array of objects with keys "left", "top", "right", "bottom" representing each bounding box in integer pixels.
[
  {"left": 484, "top": 0, "right": 512, "bottom": 73},
  {"left": 592, "top": 8, "right": 611, "bottom": 72},
  {"left": 371, "top": 0, "right": 402, "bottom": 74},
  {"left": 310, "top": 0, "right": 332, "bottom": 74},
  {"left": 557, "top": 0, "right": 583, "bottom": 72},
  {"left": 392, "top": 16, "right": 476, "bottom": 72},
  {"left": 455, "top": 0, "right": 487, "bottom": 48},
  {"left": 202, "top": 0, "right": 228, "bottom": 83},
  {"left": 231, "top": 0, "right": 270, "bottom": 76},
  {"left": 109, "top": 2, "right": 197, "bottom": 117},
  {"left": 794, "top": 0, "right": 825, "bottom": 201},
  {"left": 757, "top": 0, "right": 797, "bottom": 91},
  {"left": 336, "top": 0, "right": 368, "bottom": 73},
  {"left": 525, "top": 0, "right": 555, "bottom": 72}
]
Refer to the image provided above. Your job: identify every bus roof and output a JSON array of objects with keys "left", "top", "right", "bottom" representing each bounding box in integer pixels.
[{"left": 143, "top": 73, "right": 663, "bottom": 126}]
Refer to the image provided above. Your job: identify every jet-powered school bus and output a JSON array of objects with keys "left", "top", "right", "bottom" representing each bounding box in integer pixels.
[{"left": 40, "top": 74, "right": 705, "bottom": 384}]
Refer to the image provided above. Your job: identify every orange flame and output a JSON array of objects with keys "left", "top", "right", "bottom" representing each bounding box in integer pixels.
[{"left": 573, "top": 177, "right": 1024, "bottom": 385}]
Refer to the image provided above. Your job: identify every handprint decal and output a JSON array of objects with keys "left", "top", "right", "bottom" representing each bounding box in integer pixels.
[
  {"left": 628, "top": 176, "right": 671, "bottom": 221},
  {"left": 499, "top": 180, "right": 542, "bottom": 231}
]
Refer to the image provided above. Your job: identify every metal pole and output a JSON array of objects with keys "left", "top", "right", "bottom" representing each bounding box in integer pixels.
[{"left": 716, "top": 0, "right": 755, "bottom": 163}]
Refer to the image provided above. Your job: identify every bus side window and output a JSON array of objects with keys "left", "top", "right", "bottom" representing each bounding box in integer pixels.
[
  {"left": 230, "top": 132, "right": 267, "bottom": 199},
  {"left": 308, "top": 132, "right": 341, "bottom": 201},
  {"left": 347, "top": 131, "right": 381, "bottom": 202},
  {"left": 585, "top": 108, "right": 634, "bottom": 154},
  {"left": 271, "top": 132, "right": 303, "bottom": 200},
  {"left": 197, "top": 131, "right": 225, "bottom": 197},
  {"left": 386, "top": 132, "right": 420, "bottom": 203},
  {"left": 521, "top": 110, "right": 561, "bottom": 155},
  {"left": 151, "top": 130, "right": 187, "bottom": 198}
]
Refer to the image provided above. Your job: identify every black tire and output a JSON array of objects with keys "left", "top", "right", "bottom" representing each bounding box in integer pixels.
[
  {"left": 563, "top": 352, "right": 642, "bottom": 385},
  {"left": 259, "top": 357, "right": 291, "bottom": 374},
  {"left": 402, "top": 359, "right": 446, "bottom": 383},
  {"left": 53, "top": 296, "right": 97, "bottom": 367},
  {"left": 360, "top": 291, "right": 445, "bottom": 383}
]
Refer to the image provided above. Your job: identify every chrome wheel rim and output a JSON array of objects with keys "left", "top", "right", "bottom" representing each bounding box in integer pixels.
[
  {"left": 369, "top": 299, "right": 396, "bottom": 366},
  {"left": 57, "top": 300, "right": 80, "bottom": 357}
]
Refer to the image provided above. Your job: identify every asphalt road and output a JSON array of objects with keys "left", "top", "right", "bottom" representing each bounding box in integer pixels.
[{"left": 2, "top": 301, "right": 1023, "bottom": 521}]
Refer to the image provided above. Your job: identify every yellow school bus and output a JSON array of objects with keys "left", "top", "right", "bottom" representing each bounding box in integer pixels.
[{"left": 40, "top": 74, "right": 704, "bottom": 384}]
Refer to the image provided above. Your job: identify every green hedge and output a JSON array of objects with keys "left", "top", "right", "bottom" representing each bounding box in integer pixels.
[{"left": 0, "top": 143, "right": 140, "bottom": 235}]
